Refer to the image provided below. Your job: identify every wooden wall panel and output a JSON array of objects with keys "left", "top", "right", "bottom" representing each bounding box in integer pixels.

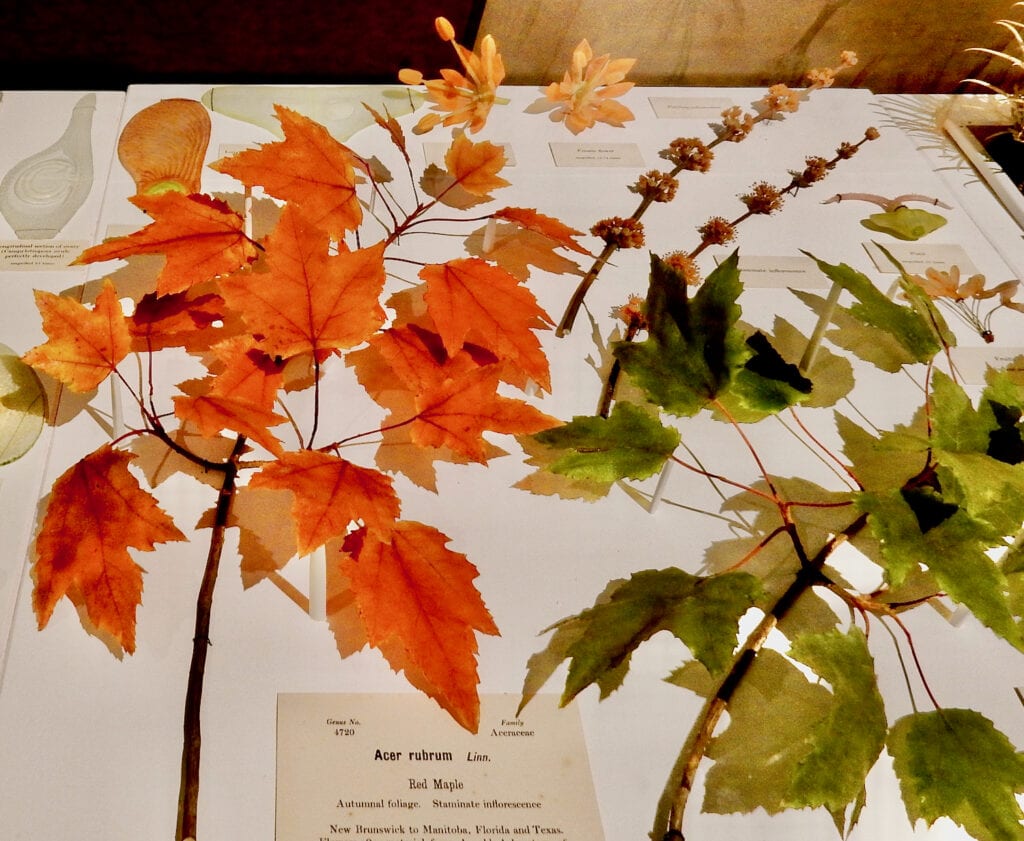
[{"left": 476, "top": 0, "right": 1020, "bottom": 93}]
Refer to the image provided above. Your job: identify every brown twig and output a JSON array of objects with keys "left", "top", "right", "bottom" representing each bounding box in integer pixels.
[{"left": 176, "top": 434, "right": 247, "bottom": 841}]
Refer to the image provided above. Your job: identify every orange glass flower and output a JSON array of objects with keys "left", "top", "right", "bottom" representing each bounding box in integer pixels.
[
  {"left": 543, "top": 40, "right": 636, "bottom": 134},
  {"left": 399, "top": 17, "right": 506, "bottom": 135}
]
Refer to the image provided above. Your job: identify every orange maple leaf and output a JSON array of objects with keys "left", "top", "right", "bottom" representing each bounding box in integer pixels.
[
  {"left": 129, "top": 286, "right": 227, "bottom": 353},
  {"left": 173, "top": 389, "right": 287, "bottom": 457},
  {"left": 33, "top": 444, "right": 186, "bottom": 655},
  {"left": 250, "top": 450, "right": 400, "bottom": 556},
  {"left": 444, "top": 132, "right": 510, "bottom": 197},
  {"left": 198, "top": 336, "right": 286, "bottom": 410},
  {"left": 74, "top": 193, "right": 258, "bottom": 296},
  {"left": 493, "top": 207, "right": 592, "bottom": 255},
  {"left": 220, "top": 205, "right": 386, "bottom": 360},
  {"left": 211, "top": 106, "right": 364, "bottom": 239},
  {"left": 23, "top": 278, "right": 130, "bottom": 393},
  {"left": 341, "top": 521, "right": 498, "bottom": 731},
  {"left": 420, "top": 258, "right": 552, "bottom": 391},
  {"left": 412, "top": 365, "right": 558, "bottom": 461}
]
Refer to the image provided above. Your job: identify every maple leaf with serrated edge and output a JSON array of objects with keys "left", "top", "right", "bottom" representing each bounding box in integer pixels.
[
  {"left": 173, "top": 376, "right": 288, "bottom": 457},
  {"left": 786, "top": 629, "right": 887, "bottom": 817},
  {"left": 342, "top": 521, "right": 499, "bottom": 732},
  {"left": 492, "top": 207, "right": 592, "bottom": 255},
  {"left": 801, "top": 253, "right": 942, "bottom": 370},
  {"left": 615, "top": 252, "right": 747, "bottom": 417},
  {"left": 444, "top": 131, "right": 510, "bottom": 197},
  {"left": 23, "top": 278, "right": 130, "bottom": 393},
  {"left": 702, "top": 648, "right": 832, "bottom": 814},
  {"left": 211, "top": 105, "right": 364, "bottom": 239},
  {"left": 363, "top": 103, "right": 409, "bottom": 163},
  {"left": 250, "top": 451, "right": 400, "bottom": 555},
  {"left": 529, "top": 401, "right": 679, "bottom": 483},
  {"left": 129, "top": 286, "right": 228, "bottom": 353},
  {"left": 889, "top": 709, "right": 1024, "bottom": 841},
  {"left": 74, "top": 193, "right": 258, "bottom": 296},
  {"left": 420, "top": 257, "right": 552, "bottom": 392},
  {"left": 411, "top": 365, "right": 558, "bottom": 462},
  {"left": 33, "top": 444, "right": 186, "bottom": 655},
  {"left": 541, "top": 568, "right": 761, "bottom": 705},
  {"left": 220, "top": 205, "right": 386, "bottom": 360}
]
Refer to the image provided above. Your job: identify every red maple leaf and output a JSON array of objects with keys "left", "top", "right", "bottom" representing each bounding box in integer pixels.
[
  {"left": 74, "top": 193, "right": 258, "bottom": 296},
  {"left": 493, "top": 206, "right": 592, "bottom": 255},
  {"left": 412, "top": 365, "right": 558, "bottom": 462},
  {"left": 444, "top": 131, "right": 510, "bottom": 197},
  {"left": 23, "top": 278, "right": 131, "bottom": 393},
  {"left": 420, "top": 258, "right": 552, "bottom": 391},
  {"left": 219, "top": 205, "right": 386, "bottom": 360},
  {"left": 342, "top": 521, "right": 499, "bottom": 732},
  {"left": 33, "top": 444, "right": 186, "bottom": 655},
  {"left": 211, "top": 105, "right": 364, "bottom": 239},
  {"left": 250, "top": 450, "right": 400, "bottom": 555}
]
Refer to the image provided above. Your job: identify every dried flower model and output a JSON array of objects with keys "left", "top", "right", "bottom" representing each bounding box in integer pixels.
[
  {"left": 538, "top": 38, "right": 637, "bottom": 134},
  {"left": 18, "top": 98, "right": 584, "bottom": 840},
  {"left": 964, "top": 3, "right": 1024, "bottom": 139},
  {"left": 399, "top": 16, "right": 507, "bottom": 134}
]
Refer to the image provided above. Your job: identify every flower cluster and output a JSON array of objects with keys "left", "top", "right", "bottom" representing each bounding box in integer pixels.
[
  {"left": 907, "top": 266, "right": 1024, "bottom": 342},
  {"left": 718, "top": 106, "right": 756, "bottom": 142},
  {"left": 591, "top": 216, "right": 645, "bottom": 248},
  {"left": 543, "top": 39, "right": 636, "bottom": 134},
  {"left": 663, "top": 252, "right": 703, "bottom": 286},
  {"left": 631, "top": 170, "right": 679, "bottom": 203},
  {"left": 740, "top": 182, "right": 785, "bottom": 215},
  {"left": 663, "top": 138, "right": 714, "bottom": 171},
  {"left": 399, "top": 17, "right": 505, "bottom": 134},
  {"left": 697, "top": 216, "right": 737, "bottom": 246}
]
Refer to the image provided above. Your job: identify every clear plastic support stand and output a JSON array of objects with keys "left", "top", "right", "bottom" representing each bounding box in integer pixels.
[{"left": 308, "top": 545, "right": 327, "bottom": 621}]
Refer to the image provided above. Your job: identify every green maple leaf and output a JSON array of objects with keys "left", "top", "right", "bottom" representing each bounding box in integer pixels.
[
  {"left": 703, "top": 647, "right": 832, "bottom": 814},
  {"left": 766, "top": 316, "right": 854, "bottom": 408},
  {"left": 702, "top": 630, "right": 886, "bottom": 824},
  {"left": 715, "top": 329, "right": 813, "bottom": 422},
  {"left": 888, "top": 709, "right": 1024, "bottom": 841},
  {"left": 797, "top": 255, "right": 942, "bottom": 371},
  {"left": 856, "top": 491, "right": 1022, "bottom": 648},
  {"left": 787, "top": 629, "right": 887, "bottom": 816},
  {"left": 614, "top": 252, "right": 746, "bottom": 416},
  {"left": 550, "top": 568, "right": 761, "bottom": 704},
  {"left": 531, "top": 401, "right": 680, "bottom": 483}
]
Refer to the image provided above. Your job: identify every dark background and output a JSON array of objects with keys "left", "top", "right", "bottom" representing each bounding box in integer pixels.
[{"left": 0, "top": 1, "right": 486, "bottom": 89}]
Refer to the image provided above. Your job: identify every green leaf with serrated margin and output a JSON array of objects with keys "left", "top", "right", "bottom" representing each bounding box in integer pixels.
[
  {"left": 715, "top": 330, "right": 813, "bottom": 422},
  {"left": 704, "top": 648, "right": 831, "bottom": 814},
  {"left": 557, "top": 568, "right": 761, "bottom": 704},
  {"left": 857, "top": 490, "right": 1022, "bottom": 648},
  {"left": 802, "top": 253, "right": 941, "bottom": 367},
  {"left": 787, "top": 628, "right": 887, "bottom": 814},
  {"left": 615, "top": 252, "right": 747, "bottom": 416},
  {"left": 889, "top": 709, "right": 1024, "bottom": 841},
  {"left": 531, "top": 402, "right": 680, "bottom": 483}
]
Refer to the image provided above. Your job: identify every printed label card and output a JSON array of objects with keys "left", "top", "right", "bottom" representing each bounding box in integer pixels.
[{"left": 276, "top": 693, "right": 605, "bottom": 841}]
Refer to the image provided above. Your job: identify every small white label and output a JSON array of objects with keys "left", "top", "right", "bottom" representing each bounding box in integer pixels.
[
  {"left": 718, "top": 254, "right": 827, "bottom": 288},
  {"left": 0, "top": 239, "right": 88, "bottom": 271},
  {"left": 949, "top": 346, "right": 1024, "bottom": 384},
  {"left": 864, "top": 242, "right": 978, "bottom": 275},
  {"left": 549, "top": 142, "right": 644, "bottom": 167},
  {"left": 648, "top": 96, "right": 736, "bottom": 119}
]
